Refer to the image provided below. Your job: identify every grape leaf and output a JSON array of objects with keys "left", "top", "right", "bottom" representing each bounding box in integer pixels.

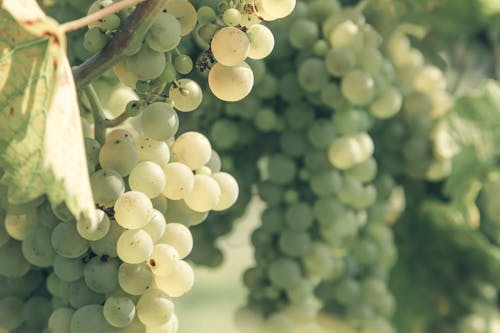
[
  {"left": 0, "top": 0, "right": 96, "bottom": 225},
  {"left": 435, "top": 81, "right": 500, "bottom": 224}
]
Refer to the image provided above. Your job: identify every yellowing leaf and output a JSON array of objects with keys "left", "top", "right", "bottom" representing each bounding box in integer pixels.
[{"left": 0, "top": 0, "right": 96, "bottom": 226}]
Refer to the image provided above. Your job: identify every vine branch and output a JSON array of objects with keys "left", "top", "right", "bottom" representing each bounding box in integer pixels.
[
  {"left": 72, "top": 0, "right": 168, "bottom": 88},
  {"left": 83, "top": 84, "right": 107, "bottom": 145}
]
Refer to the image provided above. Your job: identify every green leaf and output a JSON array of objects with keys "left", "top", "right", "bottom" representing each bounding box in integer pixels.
[
  {"left": 0, "top": 0, "right": 96, "bottom": 226},
  {"left": 434, "top": 81, "right": 500, "bottom": 223}
]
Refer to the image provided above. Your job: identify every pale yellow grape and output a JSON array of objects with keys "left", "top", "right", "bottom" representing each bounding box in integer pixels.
[
  {"left": 240, "top": 13, "right": 261, "bottom": 28},
  {"left": 171, "top": 132, "right": 212, "bottom": 170},
  {"left": 222, "top": 8, "right": 241, "bottom": 26},
  {"left": 208, "top": 62, "right": 254, "bottom": 102},
  {"left": 113, "top": 60, "right": 138, "bottom": 88},
  {"left": 129, "top": 161, "right": 167, "bottom": 198},
  {"left": 158, "top": 223, "right": 193, "bottom": 259},
  {"left": 99, "top": 138, "right": 138, "bottom": 177},
  {"left": 169, "top": 79, "right": 203, "bottom": 112},
  {"left": 103, "top": 296, "right": 136, "bottom": 328},
  {"left": 4, "top": 208, "right": 37, "bottom": 240},
  {"left": 162, "top": 162, "right": 195, "bottom": 200},
  {"left": 254, "top": 0, "right": 278, "bottom": 21},
  {"left": 413, "top": 65, "right": 446, "bottom": 94},
  {"left": 117, "top": 229, "right": 154, "bottom": 264},
  {"left": 246, "top": 24, "right": 274, "bottom": 60},
  {"left": 328, "top": 133, "right": 374, "bottom": 170},
  {"left": 212, "top": 172, "right": 239, "bottom": 211},
  {"left": 260, "top": 0, "right": 296, "bottom": 18},
  {"left": 183, "top": 174, "right": 221, "bottom": 212},
  {"left": 116, "top": 318, "right": 146, "bottom": 333},
  {"left": 147, "top": 243, "right": 179, "bottom": 276},
  {"left": 340, "top": 70, "right": 375, "bottom": 106},
  {"left": 136, "top": 289, "right": 174, "bottom": 327},
  {"left": 155, "top": 260, "right": 194, "bottom": 297},
  {"left": 164, "top": 200, "right": 208, "bottom": 226},
  {"left": 118, "top": 262, "right": 154, "bottom": 295},
  {"left": 211, "top": 27, "right": 250, "bottom": 66},
  {"left": 195, "top": 166, "right": 212, "bottom": 175},
  {"left": 105, "top": 128, "right": 135, "bottom": 144},
  {"left": 106, "top": 87, "right": 139, "bottom": 118},
  {"left": 114, "top": 191, "right": 154, "bottom": 229},
  {"left": 354, "top": 133, "right": 374, "bottom": 159},
  {"left": 370, "top": 86, "right": 402, "bottom": 119},
  {"left": 48, "top": 308, "right": 74, "bottom": 333},
  {"left": 76, "top": 209, "right": 110, "bottom": 241},
  {"left": 165, "top": 0, "right": 197, "bottom": 36},
  {"left": 145, "top": 313, "right": 178, "bottom": 333},
  {"left": 135, "top": 136, "right": 171, "bottom": 168},
  {"left": 142, "top": 209, "right": 166, "bottom": 243},
  {"left": 329, "top": 20, "right": 362, "bottom": 49}
]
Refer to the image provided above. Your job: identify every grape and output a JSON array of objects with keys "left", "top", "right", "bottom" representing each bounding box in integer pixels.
[
  {"left": 145, "top": 12, "right": 181, "bottom": 52},
  {"left": 106, "top": 87, "right": 139, "bottom": 118},
  {"left": 284, "top": 202, "right": 314, "bottom": 231},
  {"left": 142, "top": 209, "right": 166, "bottom": 243},
  {"left": 341, "top": 70, "right": 375, "bottom": 105},
  {"left": 328, "top": 133, "right": 374, "bottom": 170},
  {"left": 90, "top": 169, "right": 125, "bottom": 207},
  {"left": 4, "top": 206, "right": 37, "bottom": 240},
  {"left": 208, "top": 62, "right": 254, "bottom": 102},
  {"left": 135, "top": 136, "right": 171, "bottom": 168},
  {"left": 147, "top": 243, "right": 179, "bottom": 276},
  {"left": 83, "top": 255, "right": 119, "bottom": 293},
  {"left": 125, "top": 45, "right": 166, "bottom": 81},
  {"left": 209, "top": 119, "right": 240, "bottom": 149},
  {"left": 53, "top": 255, "right": 84, "bottom": 282},
  {"left": 165, "top": 0, "right": 197, "bottom": 36},
  {"left": 183, "top": 174, "right": 221, "bottom": 212},
  {"left": 173, "top": 54, "right": 193, "bottom": 74},
  {"left": 197, "top": 6, "right": 216, "bottom": 24},
  {"left": 77, "top": 208, "right": 110, "bottom": 241},
  {"left": 211, "top": 27, "right": 250, "bottom": 66},
  {"left": 370, "top": 86, "right": 402, "bottom": 119},
  {"left": 129, "top": 161, "right": 167, "bottom": 199},
  {"left": 268, "top": 258, "right": 302, "bottom": 290},
  {"left": 223, "top": 8, "right": 241, "bottom": 26},
  {"left": 211, "top": 172, "right": 239, "bottom": 211},
  {"left": 116, "top": 317, "right": 147, "bottom": 333},
  {"left": 0, "top": 297, "right": 23, "bottom": 329},
  {"left": 267, "top": 154, "right": 297, "bottom": 185},
  {"left": 90, "top": 221, "right": 125, "bottom": 257},
  {"left": 246, "top": 24, "right": 275, "bottom": 60},
  {"left": 99, "top": 138, "right": 138, "bottom": 177},
  {"left": 84, "top": 137, "right": 101, "bottom": 173},
  {"left": 309, "top": 169, "right": 343, "bottom": 196},
  {"left": 288, "top": 19, "right": 318, "bottom": 49},
  {"left": 278, "top": 229, "right": 311, "bottom": 257},
  {"left": 297, "top": 58, "right": 329, "bottom": 92},
  {"left": 83, "top": 27, "right": 108, "bottom": 53},
  {"left": 329, "top": 20, "right": 362, "bottom": 49},
  {"left": 162, "top": 162, "right": 195, "bottom": 200},
  {"left": 51, "top": 222, "right": 89, "bottom": 258},
  {"left": 155, "top": 260, "right": 194, "bottom": 297},
  {"left": 103, "top": 296, "right": 136, "bottom": 328},
  {"left": 172, "top": 131, "right": 212, "bottom": 170},
  {"left": 325, "top": 47, "right": 356, "bottom": 77},
  {"left": 21, "top": 225, "right": 55, "bottom": 267},
  {"left": 48, "top": 308, "right": 74, "bottom": 333},
  {"left": 23, "top": 296, "right": 51, "bottom": 327},
  {"left": 158, "top": 223, "right": 193, "bottom": 259},
  {"left": 307, "top": 119, "right": 336, "bottom": 149},
  {"left": 118, "top": 262, "right": 153, "bottom": 296},
  {"left": 136, "top": 289, "right": 174, "bottom": 327},
  {"left": 169, "top": 79, "right": 203, "bottom": 112},
  {"left": 114, "top": 191, "right": 154, "bottom": 229},
  {"left": 70, "top": 304, "right": 115, "bottom": 333},
  {"left": 114, "top": 60, "right": 139, "bottom": 88},
  {"left": 140, "top": 102, "right": 179, "bottom": 141},
  {"left": 117, "top": 229, "right": 154, "bottom": 264},
  {"left": 260, "top": 0, "right": 296, "bottom": 18}
]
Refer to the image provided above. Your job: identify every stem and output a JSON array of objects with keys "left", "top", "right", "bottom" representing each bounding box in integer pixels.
[
  {"left": 73, "top": 0, "right": 168, "bottom": 88},
  {"left": 60, "top": 0, "right": 147, "bottom": 32},
  {"left": 83, "top": 85, "right": 107, "bottom": 145}
]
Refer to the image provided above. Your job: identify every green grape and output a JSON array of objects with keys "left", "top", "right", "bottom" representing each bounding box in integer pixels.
[
  {"left": 370, "top": 86, "right": 402, "bottom": 119},
  {"left": 267, "top": 154, "right": 297, "bottom": 185},
  {"left": 284, "top": 202, "right": 314, "bottom": 231},
  {"left": 90, "top": 221, "right": 125, "bottom": 257},
  {"left": 301, "top": 242, "right": 337, "bottom": 279},
  {"left": 279, "top": 130, "right": 310, "bottom": 157},
  {"left": 247, "top": 59, "right": 267, "bottom": 84},
  {"left": 90, "top": 169, "right": 125, "bottom": 207},
  {"left": 307, "top": 119, "right": 336, "bottom": 149},
  {"left": 340, "top": 69, "right": 375, "bottom": 105},
  {"left": 255, "top": 107, "right": 278, "bottom": 132},
  {"left": 325, "top": 47, "right": 356, "bottom": 77},
  {"left": 51, "top": 222, "right": 89, "bottom": 259},
  {"left": 172, "top": 131, "right": 212, "bottom": 170},
  {"left": 118, "top": 262, "right": 153, "bottom": 296},
  {"left": 155, "top": 259, "right": 195, "bottom": 297},
  {"left": 0, "top": 211, "right": 9, "bottom": 247},
  {"left": 169, "top": 78, "right": 203, "bottom": 112},
  {"left": 116, "top": 317, "right": 146, "bottom": 333},
  {"left": 125, "top": 45, "right": 166, "bottom": 80},
  {"left": 309, "top": 169, "right": 343, "bottom": 196},
  {"left": 117, "top": 229, "right": 154, "bottom": 264},
  {"left": 98, "top": 138, "right": 138, "bottom": 177},
  {"left": 53, "top": 255, "right": 84, "bottom": 282},
  {"left": 358, "top": 47, "right": 383, "bottom": 74},
  {"left": 23, "top": 296, "right": 51, "bottom": 328},
  {"left": 254, "top": 73, "right": 278, "bottom": 99},
  {"left": 334, "top": 278, "right": 361, "bottom": 306},
  {"left": 83, "top": 256, "right": 119, "bottom": 293},
  {"left": 51, "top": 202, "right": 74, "bottom": 222},
  {"left": 288, "top": 19, "right": 318, "bottom": 49},
  {"left": 206, "top": 150, "right": 222, "bottom": 173},
  {"left": 308, "top": 0, "right": 341, "bottom": 23},
  {"left": 196, "top": 23, "right": 219, "bottom": 45},
  {"left": 332, "top": 109, "right": 372, "bottom": 135},
  {"left": 145, "top": 12, "right": 181, "bottom": 52},
  {"left": 197, "top": 6, "right": 216, "bottom": 24},
  {"left": 164, "top": 198, "right": 208, "bottom": 226},
  {"left": 223, "top": 8, "right": 241, "bottom": 26},
  {"left": 0, "top": 297, "right": 24, "bottom": 330},
  {"left": 113, "top": 60, "right": 139, "bottom": 88},
  {"left": 48, "top": 308, "right": 74, "bottom": 333},
  {"left": 140, "top": 102, "right": 179, "bottom": 141},
  {"left": 4, "top": 206, "right": 37, "bottom": 240},
  {"left": 97, "top": 13, "right": 121, "bottom": 31},
  {"left": 142, "top": 209, "right": 166, "bottom": 243},
  {"left": 70, "top": 304, "right": 115, "bottom": 333},
  {"left": 158, "top": 223, "right": 193, "bottom": 259},
  {"left": 328, "top": 133, "right": 374, "bottom": 170},
  {"left": 165, "top": 0, "right": 197, "bottom": 36},
  {"left": 21, "top": 225, "right": 55, "bottom": 268},
  {"left": 173, "top": 54, "right": 193, "bottom": 74},
  {"left": 67, "top": 278, "right": 107, "bottom": 307},
  {"left": 278, "top": 73, "right": 303, "bottom": 103},
  {"left": 278, "top": 229, "right": 312, "bottom": 257},
  {"left": 136, "top": 288, "right": 174, "bottom": 327},
  {"left": 114, "top": 191, "right": 154, "bottom": 229},
  {"left": 297, "top": 58, "right": 329, "bottom": 92},
  {"left": 268, "top": 258, "right": 302, "bottom": 290},
  {"left": 83, "top": 27, "right": 108, "bottom": 53},
  {"left": 84, "top": 137, "right": 101, "bottom": 173},
  {"left": 344, "top": 157, "right": 378, "bottom": 183},
  {"left": 304, "top": 150, "right": 330, "bottom": 171},
  {"left": 313, "top": 197, "right": 346, "bottom": 225},
  {"left": 329, "top": 20, "right": 362, "bottom": 50},
  {"left": 209, "top": 119, "right": 240, "bottom": 149},
  {"left": 128, "top": 161, "right": 166, "bottom": 199},
  {"left": 103, "top": 296, "right": 136, "bottom": 328}
]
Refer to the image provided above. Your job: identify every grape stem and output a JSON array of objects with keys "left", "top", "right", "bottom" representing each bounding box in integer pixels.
[
  {"left": 72, "top": 0, "right": 168, "bottom": 88},
  {"left": 83, "top": 84, "right": 107, "bottom": 145},
  {"left": 60, "top": 0, "right": 147, "bottom": 33}
]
